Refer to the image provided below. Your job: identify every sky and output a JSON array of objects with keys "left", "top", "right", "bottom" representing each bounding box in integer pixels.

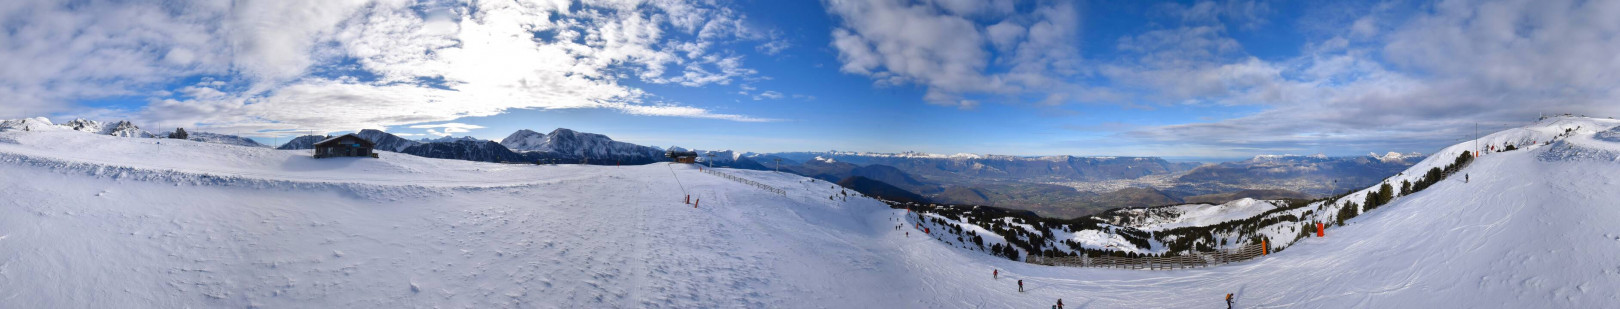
[{"left": 2, "top": 0, "right": 1618, "bottom": 160}]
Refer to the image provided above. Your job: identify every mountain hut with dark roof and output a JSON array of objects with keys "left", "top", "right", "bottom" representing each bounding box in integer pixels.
[{"left": 313, "top": 133, "right": 378, "bottom": 158}]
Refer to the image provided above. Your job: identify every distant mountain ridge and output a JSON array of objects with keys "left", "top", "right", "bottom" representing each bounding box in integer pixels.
[
  {"left": 770, "top": 151, "right": 1200, "bottom": 184},
  {"left": 1171, "top": 153, "right": 1427, "bottom": 196},
  {"left": 357, "top": 129, "right": 422, "bottom": 152},
  {"left": 187, "top": 132, "right": 267, "bottom": 148},
  {"left": 0, "top": 116, "right": 1428, "bottom": 218},
  {"left": 273, "top": 128, "right": 675, "bottom": 165},
  {"left": 500, "top": 128, "right": 666, "bottom": 164}
]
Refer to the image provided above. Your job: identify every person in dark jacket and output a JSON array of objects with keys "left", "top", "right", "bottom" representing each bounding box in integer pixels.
[{"left": 1018, "top": 280, "right": 1024, "bottom": 292}]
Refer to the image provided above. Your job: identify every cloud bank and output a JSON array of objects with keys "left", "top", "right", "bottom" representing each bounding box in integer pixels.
[{"left": 0, "top": 0, "right": 778, "bottom": 135}]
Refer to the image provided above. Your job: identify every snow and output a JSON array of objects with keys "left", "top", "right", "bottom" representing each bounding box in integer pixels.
[
  {"left": 417, "top": 136, "right": 483, "bottom": 143},
  {"left": 497, "top": 129, "right": 548, "bottom": 151},
  {"left": 1063, "top": 230, "right": 1144, "bottom": 253},
  {"left": 3, "top": 116, "right": 1620, "bottom": 307},
  {"left": 1122, "top": 198, "right": 1283, "bottom": 232},
  {"left": 1371, "top": 151, "right": 1424, "bottom": 162}
]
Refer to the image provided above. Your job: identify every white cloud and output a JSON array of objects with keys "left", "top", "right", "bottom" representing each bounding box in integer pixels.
[
  {"left": 409, "top": 122, "right": 484, "bottom": 137},
  {"left": 0, "top": 0, "right": 780, "bottom": 132},
  {"left": 752, "top": 91, "right": 784, "bottom": 101},
  {"left": 825, "top": 0, "right": 1087, "bottom": 108},
  {"left": 756, "top": 38, "right": 791, "bottom": 55},
  {"left": 1100, "top": 0, "right": 1620, "bottom": 156}
]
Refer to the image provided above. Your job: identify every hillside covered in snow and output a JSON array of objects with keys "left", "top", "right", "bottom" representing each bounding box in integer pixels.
[{"left": 1, "top": 116, "right": 1619, "bottom": 307}]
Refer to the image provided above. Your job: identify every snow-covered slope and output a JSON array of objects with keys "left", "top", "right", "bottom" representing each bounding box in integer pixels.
[
  {"left": 3, "top": 117, "right": 1620, "bottom": 308},
  {"left": 1098, "top": 198, "right": 1284, "bottom": 232},
  {"left": 0, "top": 129, "right": 926, "bottom": 307},
  {"left": 0, "top": 117, "right": 59, "bottom": 132}
]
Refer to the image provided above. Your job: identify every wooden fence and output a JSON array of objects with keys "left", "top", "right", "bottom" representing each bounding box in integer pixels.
[
  {"left": 701, "top": 168, "right": 786, "bottom": 196},
  {"left": 1025, "top": 243, "right": 1268, "bottom": 270}
]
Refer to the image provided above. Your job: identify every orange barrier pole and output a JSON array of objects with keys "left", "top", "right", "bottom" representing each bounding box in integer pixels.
[
  {"left": 1263, "top": 240, "right": 1269, "bottom": 255},
  {"left": 694, "top": 198, "right": 699, "bottom": 208},
  {"left": 1316, "top": 222, "right": 1325, "bottom": 237}
]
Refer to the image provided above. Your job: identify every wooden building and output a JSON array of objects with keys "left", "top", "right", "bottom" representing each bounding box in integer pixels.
[
  {"left": 313, "top": 133, "right": 378, "bottom": 159},
  {"left": 668, "top": 150, "right": 698, "bottom": 164}
]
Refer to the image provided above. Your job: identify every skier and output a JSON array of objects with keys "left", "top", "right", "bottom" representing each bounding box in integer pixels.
[
  {"left": 1057, "top": 298, "right": 1064, "bottom": 309},
  {"left": 993, "top": 269, "right": 998, "bottom": 279},
  {"left": 1018, "top": 280, "right": 1024, "bottom": 292},
  {"left": 1226, "top": 293, "right": 1234, "bottom": 309},
  {"left": 1465, "top": 174, "right": 1469, "bottom": 183}
]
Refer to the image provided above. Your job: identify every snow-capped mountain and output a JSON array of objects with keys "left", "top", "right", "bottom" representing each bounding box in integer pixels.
[
  {"left": 500, "top": 128, "right": 666, "bottom": 164},
  {"left": 187, "top": 132, "right": 267, "bottom": 148},
  {"left": 59, "top": 118, "right": 155, "bottom": 137},
  {"left": 276, "top": 135, "right": 328, "bottom": 150},
  {"left": 418, "top": 135, "right": 482, "bottom": 143},
  {"left": 771, "top": 151, "right": 1199, "bottom": 184},
  {"left": 497, "top": 129, "right": 547, "bottom": 151},
  {"left": 1371, "top": 151, "right": 1425, "bottom": 163},
  {"left": 0, "top": 117, "right": 57, "bottom": 132},
  {"left": 399, "top": 139, "right": 529, "bottom": 163},
  {"left": 1172, "top": 153, "right": 1427, "bottom": 195},
  {"left": 60, "top": 118, "right": 102, "bottom": 133},
  {"left": 356, "top": 129, "right": 423, "bottom": 152}
]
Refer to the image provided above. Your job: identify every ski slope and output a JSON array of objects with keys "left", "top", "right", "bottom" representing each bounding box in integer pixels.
[{"left": 2, "top": 118, "right": 1620, "bottom": 308}]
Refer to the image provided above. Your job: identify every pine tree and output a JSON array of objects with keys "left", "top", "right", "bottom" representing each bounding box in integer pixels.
[{"left": 1376, "top": 182, "right": 1394, "bottom": 206}]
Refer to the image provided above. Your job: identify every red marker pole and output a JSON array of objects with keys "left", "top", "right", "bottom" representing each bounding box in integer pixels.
[
  {"left": 1316, "top": 222, "right": 1325, "bottom": 237},
  {"left": 695, "top": 199, "right": 699, "bottom": 208}
]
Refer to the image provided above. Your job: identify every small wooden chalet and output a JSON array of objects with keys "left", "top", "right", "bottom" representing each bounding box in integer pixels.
[
  {"left": 313, "top": 133, "right": 378, "bottom": 159},
  {"left": 668, "top": 150, "right": 699, "bottom": 164}
]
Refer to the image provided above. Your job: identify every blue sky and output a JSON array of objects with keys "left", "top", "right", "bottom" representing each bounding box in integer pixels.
[{"left": 4, "top": 0, "right": 1618, "bottom": 160}]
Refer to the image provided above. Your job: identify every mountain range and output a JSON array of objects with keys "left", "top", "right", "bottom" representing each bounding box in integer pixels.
[{"left": 0, "top": 116, "right": 1427, "bottom": 218}]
